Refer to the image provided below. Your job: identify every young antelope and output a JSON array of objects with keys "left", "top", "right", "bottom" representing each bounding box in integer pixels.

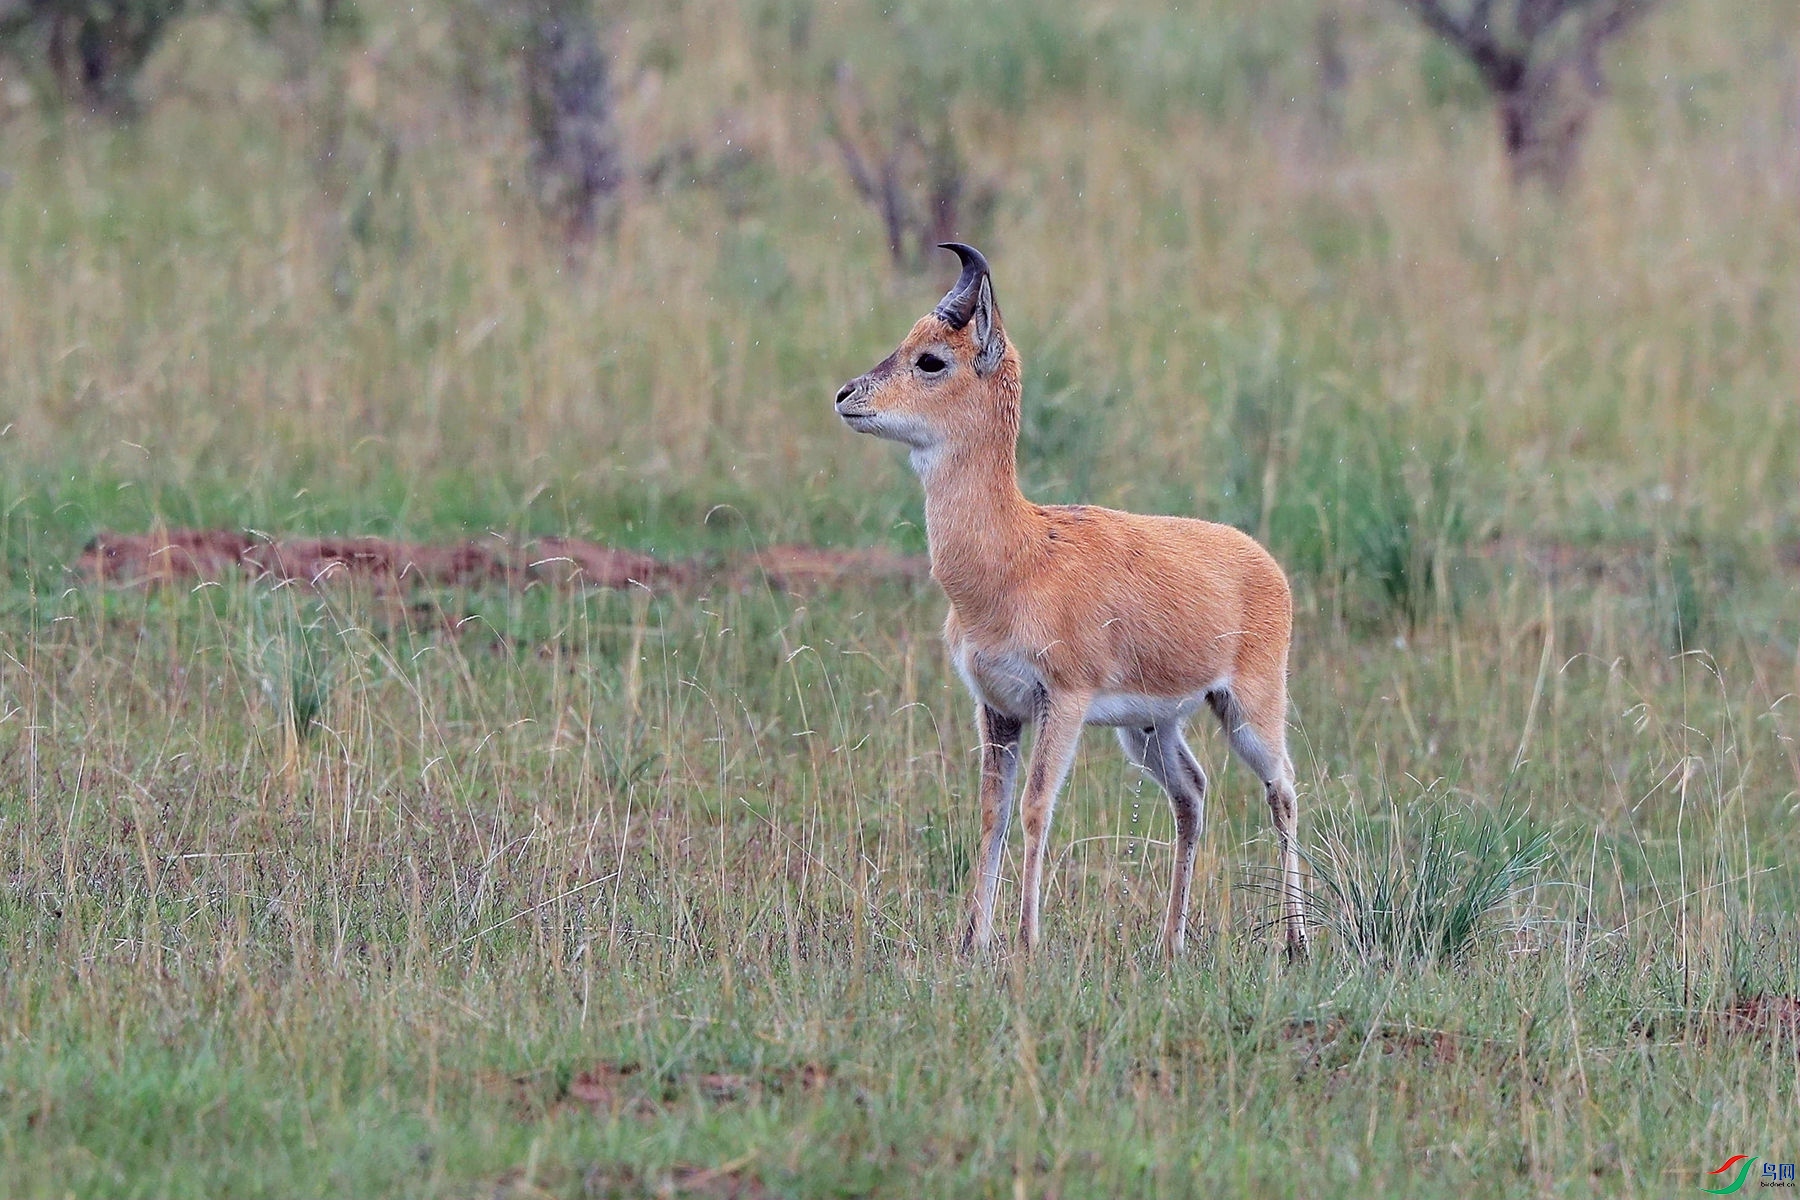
[{"left": 834, "top": 243, "right": 1308, "bottom": 958}]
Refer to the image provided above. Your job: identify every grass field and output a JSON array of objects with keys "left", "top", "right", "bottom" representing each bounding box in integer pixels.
[{"left": 2, "top": 0, "right": 1798, "bottom": 1195}]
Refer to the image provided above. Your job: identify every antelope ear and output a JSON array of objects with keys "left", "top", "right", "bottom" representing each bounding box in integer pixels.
[{"left": 971, "top": 275, "right": 1004, "bottom": 377}]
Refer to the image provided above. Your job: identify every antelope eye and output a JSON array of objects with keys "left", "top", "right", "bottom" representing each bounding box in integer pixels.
[{"left": 916, "top": 352, "right": 948, "bottom": 374}]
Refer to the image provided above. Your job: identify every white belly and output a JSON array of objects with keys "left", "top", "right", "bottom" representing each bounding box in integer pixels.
[
  {"left": 954, "top": 645, "right": 1045, "bottom": 717},
  {"left": 954, "top": 641, "right": 1225, "bottom": 729},
  {"left": 1083, "top": 689, "right": 1215, "bottom": 728}
]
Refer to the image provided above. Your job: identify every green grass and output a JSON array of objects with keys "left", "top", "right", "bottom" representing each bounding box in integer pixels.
[
  {"left": 2, "top": 567, "right": 1796, "bottom": 1197},
  {"left": 2, "top": 0, "right": 1799, "bottom": 1194}
]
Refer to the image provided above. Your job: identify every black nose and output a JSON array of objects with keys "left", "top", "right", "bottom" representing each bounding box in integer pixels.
[{"left": 835, "top": 382, "right": 856, "bottom": 407}]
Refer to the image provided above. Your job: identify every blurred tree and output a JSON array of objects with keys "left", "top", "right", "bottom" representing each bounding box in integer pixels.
[
  {"left": 1312, "top": 11, "right": 1350, "bottom": 141},
  {"left": 516, "top": 0, "right": 623, "bottom": 239},
  {"left": 828, "top": 62, "right": 998, "bottom": 272},
  {"left": 1394, "top": 0, "right": 1666, "bottom": 189},
  {"left": 238, "top": 0, "right": 360, "bottom": 77},
  {"left": 0, "top": 0, "right": 356, "bottom": 115},
  {"left": 0, "top": 0, "right": 189, "bottom": 115}
]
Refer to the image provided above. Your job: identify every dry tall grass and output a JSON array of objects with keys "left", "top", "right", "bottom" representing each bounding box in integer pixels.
[{"left": 1, "top": 0, "right": 1794, "bottom": 552}]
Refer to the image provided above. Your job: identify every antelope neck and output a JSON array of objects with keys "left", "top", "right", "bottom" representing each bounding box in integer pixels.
[{"left": 917, "top": 434, "right": 1042, "bottom": 614}]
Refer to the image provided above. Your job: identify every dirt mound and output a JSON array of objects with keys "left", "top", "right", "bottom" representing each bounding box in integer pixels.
[
  {"left": 81, "top": 528, "right": 258, "bottom": 585},
  {"left": 1709, "top": 995, "right": 1800, "bottom": 1045},
  {"left": 75, "top": 529, "right": 927, "bottom": 594},
  {"left": 1631, "top": 995, "right": 1800, "bottom": 1052},
  {"left": 1276, "top": 1017, "right": 1467, "bottom": 1066},
  {"left": 743, "top": 544, "right": 927, "bottom": 589}
]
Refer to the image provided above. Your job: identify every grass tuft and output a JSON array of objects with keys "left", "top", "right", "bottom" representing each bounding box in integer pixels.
[
  {"left": 250, "top": 587, "right": 335, "bottom": 747},
  {"left": 1301, "top": 794, "right": 1554, "bottom": 966}
]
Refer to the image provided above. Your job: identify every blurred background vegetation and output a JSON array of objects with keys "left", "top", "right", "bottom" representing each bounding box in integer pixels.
[{"left": 0, "top": 0, "right": 1792, "bottom": 620}]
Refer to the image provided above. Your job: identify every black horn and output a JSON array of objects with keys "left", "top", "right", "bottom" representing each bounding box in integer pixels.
[{"left": 932, "top": 242, "right": 991, "bottom": 330}]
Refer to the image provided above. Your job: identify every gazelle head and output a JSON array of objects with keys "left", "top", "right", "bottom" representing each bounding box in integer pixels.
[{"left": 834, "top": 243, "right": 1021, "bottom": 462}]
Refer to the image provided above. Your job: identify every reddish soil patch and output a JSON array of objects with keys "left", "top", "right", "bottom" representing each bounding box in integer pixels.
[
  {"left": 1704, "top": 995, "right": 1800, "bottom": 1048},
  {"left": 524, "top": 537, "right": 695, "bottom": 589},
  {"left": 489, "top": 1060, "right": 835, "bottom": 1124},
  {"left": 1277, "top": 1017, "right": 1466, "bottom": 1067},
  {"left": 574, "top": 1163, "right": 774, "bottom": 1200},
  {"left": 664, "top": 1164, "right": 775, "bottom": 1199},
  {"left": 81, "top": 528, "right": 258, "bottom": 586},
  {"left": 1484, "top": 535, "right": 1800, "bottom": 586},
  {"left": 559, "top": 1062, "right": 664, "bottom": 1120},
  {"left": 1477, "top": 535, "right": 1652, "bottom": 587},
  {"left": 741, "top": 544, "right": 929, "bottom": 590},
  {"left": 75, "top": 529, "right": 925, "bottom": 594},
  {"left": 487, "top": 1159, "right": 773, "bottom": 1200}
]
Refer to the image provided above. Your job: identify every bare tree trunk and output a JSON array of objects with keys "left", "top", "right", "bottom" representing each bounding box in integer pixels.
[
  {"left": 1394, "top": 0, "right": 1662, "bottom": 191},
  {"left": 7, "top": 0, "right": 189, "bottom": 117},
  {"left": 1495, "top": 58, "right": 1598, "bottom": 189},
  {"left": 520, "top": 0, "right": 623, "bottom": 239},
  {"left": 829, "top": 63, "right": 996, "bottom": 272},
  {"left": 921, "top": 123, "right": 963, "bottom": 262},
  {"left": 1313, "top": 12, "right": 1349, "bottom": 142}
]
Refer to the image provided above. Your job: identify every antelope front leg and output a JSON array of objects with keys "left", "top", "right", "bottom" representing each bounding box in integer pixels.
[
  {"left": 1017, "top": 690, "right": 1091, "bottom": 951},
  {"left": 961, "top": 704, "right": 1022, "bottom": 953}
]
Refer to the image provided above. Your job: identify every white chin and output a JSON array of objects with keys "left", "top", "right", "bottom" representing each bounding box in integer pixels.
[{"left": 847, "top": 412, "right": 930, "bottom": 448}]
